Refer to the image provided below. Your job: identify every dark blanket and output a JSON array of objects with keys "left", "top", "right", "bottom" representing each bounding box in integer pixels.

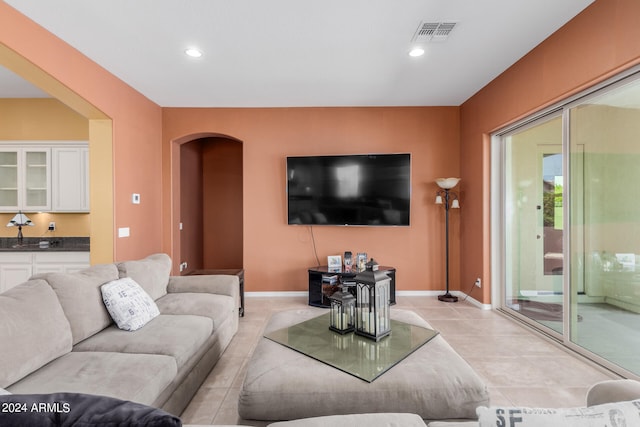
[{"left": 0, "top": 393, "right": 181, "bottom": 426}]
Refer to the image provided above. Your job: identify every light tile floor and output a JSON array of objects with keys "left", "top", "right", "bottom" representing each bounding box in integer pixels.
[{"left": 180, "top": 295, "right": 619, "bottom": 425}]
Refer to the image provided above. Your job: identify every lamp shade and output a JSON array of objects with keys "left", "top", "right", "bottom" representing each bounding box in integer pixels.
[
  {"left": 6, "top": 212, "right": 33, "bottom": 227},
  {"left": 451, "top": 199, "right": 460, "bottom": 209},
  {"left": 435, "top": 195, "right": 443, "bottom": 204},
  {"left": 435, "top": 177, "right": 460, "bottom": 189}
]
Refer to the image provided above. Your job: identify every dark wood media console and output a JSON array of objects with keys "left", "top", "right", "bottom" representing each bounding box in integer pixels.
[{"left": 308, "top": 265, "right": 396, "bottom": 308}]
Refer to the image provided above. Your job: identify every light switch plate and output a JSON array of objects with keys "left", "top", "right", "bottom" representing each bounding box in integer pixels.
[{"left": 132, "top": 193, "right": 141, "bottom": 204}]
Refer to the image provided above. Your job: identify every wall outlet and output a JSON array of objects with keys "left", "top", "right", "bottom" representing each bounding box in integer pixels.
[
  {"left": 179, "top": 262, "right": 188, "bottom": 272},
  {"left": 48, "top": 222, "right": 56, "bottom": 231},
  {"left": 474, "top": 277, "right": 482, "bottom": 288}
]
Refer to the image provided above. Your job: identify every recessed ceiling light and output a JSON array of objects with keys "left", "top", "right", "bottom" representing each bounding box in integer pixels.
[
  {"left": 185, "top": 48, "right": 203, "bottom": 58},
  {"left": 409, "top": 47, "right": 425, "bottom": 57}
]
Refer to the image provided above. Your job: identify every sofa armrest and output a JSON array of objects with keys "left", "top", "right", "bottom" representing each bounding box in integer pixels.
[
  {"left": 587, "top": 379, "right": 640, "bottom": 406},
  {"left": 167, "top": 275, "right": 240, "bottom": 308}
]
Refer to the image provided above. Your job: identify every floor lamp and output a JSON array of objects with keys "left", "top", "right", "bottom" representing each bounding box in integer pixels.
[{"left": 435, "top": 178, "right": 460, "bottom": 303}]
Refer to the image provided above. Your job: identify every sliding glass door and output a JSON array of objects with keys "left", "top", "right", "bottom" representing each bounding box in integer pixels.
[{"left": 496, "top": 69, "right": 640, "bottom": 378}]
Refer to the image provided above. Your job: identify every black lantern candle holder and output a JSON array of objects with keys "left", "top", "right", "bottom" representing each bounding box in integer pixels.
[
  {"left": 329, "top": 284, "right": 356, "bottom": 334},
  {"left": 354, "top": 259, "right": 391, "bottom": 341}
]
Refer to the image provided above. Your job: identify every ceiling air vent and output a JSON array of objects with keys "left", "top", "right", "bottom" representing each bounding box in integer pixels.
[{"left": 412, "top": 21, "right": 457, "bottom": 43}]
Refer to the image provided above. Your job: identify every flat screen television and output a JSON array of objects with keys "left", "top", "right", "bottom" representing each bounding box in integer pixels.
[{"left": 286, "top": 153, "right": 411, "bottom": 226}]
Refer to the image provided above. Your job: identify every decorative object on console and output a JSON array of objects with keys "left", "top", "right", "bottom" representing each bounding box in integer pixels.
[
  {"left": 435, "top": 177, "right": 461, "bottom": 303},
  {"left": 356, "top": 252, "right": 368, "bottom": 272},
  {"left": 354, "top": 259, "right": 391, "bottom": 341},
  {"left": 343, "top": 251, "right": 353, "bottom": 272},
  {"left": 327, "top": 255, "right": 342, "bottom": 272},
  {"left": 329, "top": 284, "right": 356, "bottom": 334},
  {"left": 6, "top": 211, "right": 34, "bottom": 244}
]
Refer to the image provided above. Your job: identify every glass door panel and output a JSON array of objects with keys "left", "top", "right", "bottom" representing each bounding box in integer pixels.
[
  {"left": 569, "top": 77, "right": 640, "bottom": 376},
  {"left": 503, "top": 115, "right": 564, "bottom": 334},
  {"left": 24, "top": 150, "right": 49, "bottom": 209},
  {"left": 0, "top": 151, "right": 18, "bottom": 208}
]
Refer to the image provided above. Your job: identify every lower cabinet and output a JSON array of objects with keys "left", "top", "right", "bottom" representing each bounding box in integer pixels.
[
  {"left": 0, "top": 253, "right": 32, "bottom": 294},
  {"left": 0, "top": 252, "right": 90, "bottom": 293}
]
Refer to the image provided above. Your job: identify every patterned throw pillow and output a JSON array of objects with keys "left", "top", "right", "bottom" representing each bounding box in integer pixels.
[
  {"left": 477, "top": 399, "right": 640, "bottom": 427},
  {"left": 101, "top": 278, "right": 160, "bottom": 331}
]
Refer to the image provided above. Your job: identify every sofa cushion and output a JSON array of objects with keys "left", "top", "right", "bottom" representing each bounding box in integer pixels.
[
  {"left": 426, "top": 422, "right": 479, "bottom": 427},
  {"left": 6, "top": 351, "right": 177, "bottom": 406},
  {"left": 0, "top": 280, "right": 72, "bottom": 388},
  {"left": 476, "top": 400, "right": 640, "bottom": 427},
  {"left": 268, "top": 413, "right": 428, "bottom": 427},
  {"left": 74, "top": 314, "right": 213, "bottom": 367},
  {"left": 117, "top": 253, "right": 171, "bottom": 301},
  {"left": 101, "top": 277, "right": 160, "bottom": 331},
  {"left": 0, "top": 393, "right": 181, "bottom": 427},
  {"left": 156, "top": 292, "right": 235, "bottom": 330},
  {"left": 33, "top": 263, "right": 119, "bottom": 344}
]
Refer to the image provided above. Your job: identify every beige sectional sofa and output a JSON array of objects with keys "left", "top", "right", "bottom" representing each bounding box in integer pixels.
[
  {"left": 0, "top": 253, "right": 239, "bottom": 416},
  {"left": 230, "top": 379, "right": 640, "bottom": 426}
]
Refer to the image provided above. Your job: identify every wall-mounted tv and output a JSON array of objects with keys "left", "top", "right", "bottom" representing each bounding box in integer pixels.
[{"left": 286, "top": 153, "right": 411, "bottom": 226}]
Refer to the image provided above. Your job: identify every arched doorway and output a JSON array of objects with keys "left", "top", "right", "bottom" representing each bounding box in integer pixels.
[{"left": 179, "top": 135, "right": 243, "bottom": 273}]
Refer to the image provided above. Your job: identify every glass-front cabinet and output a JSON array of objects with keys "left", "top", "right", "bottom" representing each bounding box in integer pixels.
[
  {"left": 0, "top": 147, "right": 51, "bottom": 212},
  {"left": 0, "top": 151, "right": 19, "bottom": 209}
]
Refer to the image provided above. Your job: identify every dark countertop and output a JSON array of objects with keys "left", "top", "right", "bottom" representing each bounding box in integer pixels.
[{"left": 0, "top": 237, "right": 90, "bottom": 252}]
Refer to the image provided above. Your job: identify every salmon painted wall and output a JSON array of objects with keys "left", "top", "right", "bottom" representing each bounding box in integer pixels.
[
  {"left": 180, "top": 141, "right": 204, "bottom": 272},
  {"left": 460, "top": 0, "right": 640, "bottom": 304},
  {"left": 163, "top": 107, "right": 460, "bottom": 293},
  {"left": 0, "top": 3, "right": 163, "bottom": 262},
  {"left": 202, "top": 138, "right": 243, "bottom": 270}
]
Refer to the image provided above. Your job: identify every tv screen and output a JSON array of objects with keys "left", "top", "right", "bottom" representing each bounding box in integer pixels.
[{"left": 286, "top": 153, "right": 411, "bottom": 226}]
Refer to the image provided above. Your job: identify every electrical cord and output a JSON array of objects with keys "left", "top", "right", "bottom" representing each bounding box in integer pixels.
[
  {"left": 309, "top": 225, "right": 321, "bottom": 267},
  {"left": 460, "top": 278, "right": 479, "bottom": 302}
]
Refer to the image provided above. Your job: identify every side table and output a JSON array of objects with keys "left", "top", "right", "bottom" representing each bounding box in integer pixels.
[{"left": 187, "top": 268, "right": 244, "bottom": 316}]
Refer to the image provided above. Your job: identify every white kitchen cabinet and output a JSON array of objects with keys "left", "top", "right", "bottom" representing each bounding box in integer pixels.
[
  {"left": 52, "top": 145, "right": 90, "bottom": 212},
  {"left": 0, "top": 251, "right": 90, "bottom": 293},
  {"left": 0, "top": 252, "right": 33, "bottom": 293},
  {"left": 0, "top": 147, "right": 51, "bottom": 212},
  {"left": 32, "top": 251, "right": 91, "bottom": 275},
  {"left": 0, "top": 141, "right": 89, "bottom": 213}
]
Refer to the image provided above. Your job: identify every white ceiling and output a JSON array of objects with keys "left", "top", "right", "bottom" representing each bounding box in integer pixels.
[{"left": 2, "top": 0, "right": 595, "bottom": 107}]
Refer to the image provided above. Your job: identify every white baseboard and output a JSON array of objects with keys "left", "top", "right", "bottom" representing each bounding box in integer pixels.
[
  {"left": 245, "top": 290, "right": 492, "bottom": 310},
  {"left": 245, "top": 291, "right": 307, "bottom": 298}
]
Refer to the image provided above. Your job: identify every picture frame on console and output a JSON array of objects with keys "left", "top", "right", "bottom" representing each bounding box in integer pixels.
[
  {"left": 356, "top": 253, "right": 367, "bottom": 272},
  {"left": 327, "top": 255, "right": 342, "bottom": 272}
]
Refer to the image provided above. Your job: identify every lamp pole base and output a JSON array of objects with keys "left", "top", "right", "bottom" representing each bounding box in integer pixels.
[{"left": 438, "top": 293, "right": 459, "bottom": 303}]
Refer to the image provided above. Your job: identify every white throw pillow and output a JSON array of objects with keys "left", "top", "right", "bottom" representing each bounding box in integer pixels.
[
  {"left": 101, "top": 277, "right": 160, "bottom": 331},
  {"left": 477, "top": 399, "right": 640, "bottom": 427}
]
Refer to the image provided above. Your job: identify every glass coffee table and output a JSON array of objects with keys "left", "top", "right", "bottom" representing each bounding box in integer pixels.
[{"left": 264, "top": 312, "right": 438, "bottom": 382}]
